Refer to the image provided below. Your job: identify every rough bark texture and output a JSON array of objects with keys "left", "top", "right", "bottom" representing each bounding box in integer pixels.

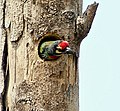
[{"left": 0, "top": 0, "right": 98, "bottom": 111}]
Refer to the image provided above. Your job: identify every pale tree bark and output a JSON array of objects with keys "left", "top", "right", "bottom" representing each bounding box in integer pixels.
[{"left": 0, "top": 0, "right": 98, "bottom": 111}]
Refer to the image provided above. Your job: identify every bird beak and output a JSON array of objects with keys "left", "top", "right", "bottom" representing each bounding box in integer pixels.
[{"left": 64, "top": 47, "right": 73, "bottom": 54}]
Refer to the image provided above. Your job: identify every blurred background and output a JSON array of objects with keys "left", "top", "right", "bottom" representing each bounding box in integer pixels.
[{"left": 79, "top": 0, "right": 120, "bottom": 111}]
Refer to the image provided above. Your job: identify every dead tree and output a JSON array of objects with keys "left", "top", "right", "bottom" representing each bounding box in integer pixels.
[{"left": 0, "top": 0, "right": 98, "bottom": 111}]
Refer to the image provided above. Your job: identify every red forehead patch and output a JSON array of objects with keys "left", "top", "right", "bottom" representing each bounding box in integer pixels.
[{"left": 59, "top": 41, "right": 69, "bottom": 50}]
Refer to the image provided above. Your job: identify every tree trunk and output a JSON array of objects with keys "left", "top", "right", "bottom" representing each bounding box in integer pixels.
[{"left": 0, "top": 0, "right": 98, "bottom": 111}]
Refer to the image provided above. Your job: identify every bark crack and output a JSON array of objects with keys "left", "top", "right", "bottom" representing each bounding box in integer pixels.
[
  {"left": 2, "top": 60, "right": 9, "bottom": 111},
  {"left": 2, "top": 0, "right": 6, "bottom": 28},
  {"left": 1, "top": 33, "right": 9, "bottom": 111},
  {"left": 1, "top": 0, "right": 10, "bottom": 110}
]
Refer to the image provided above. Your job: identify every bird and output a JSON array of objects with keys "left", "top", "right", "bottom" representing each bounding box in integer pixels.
[{"left": 38, "top": 40, "right": 73, "bottom": 60}]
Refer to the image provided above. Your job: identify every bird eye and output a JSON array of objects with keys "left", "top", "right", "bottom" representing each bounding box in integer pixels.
[
  {"left": 56, "top": 46, "right": 67, "bottom": 52},
  {"left": 58, "top": 49, "right": 62, "bottom": 52},
  {"left": 56, "top": 47, "right": 63, "bottom": 53}
]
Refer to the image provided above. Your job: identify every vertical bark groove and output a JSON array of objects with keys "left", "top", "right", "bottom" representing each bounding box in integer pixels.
[
  {"left": 1, "top": 35, "right": 8, "bottom": 111},
  {"left": 2, "top": 0, "right": 6, "bottom": 28},
  {"left": 0, "top": 0, "right": 9, "bottom": 110}
]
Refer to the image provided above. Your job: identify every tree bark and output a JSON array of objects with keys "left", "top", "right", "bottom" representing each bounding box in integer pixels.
[{"left": 0, "top": 0, "right": 98, "bottom": 111}]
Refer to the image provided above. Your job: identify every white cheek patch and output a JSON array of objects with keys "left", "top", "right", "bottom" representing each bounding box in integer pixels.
[
  {"left": 56, "top": 46, "right": 62, "bottom": 50},
  {"left": 56, "top": 50, "right": 62, "bottom": 54}
]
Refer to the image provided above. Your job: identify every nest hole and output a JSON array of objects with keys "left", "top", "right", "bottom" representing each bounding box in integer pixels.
[{"left": 38, "top": 33, "right": 62, "bottom": 60}]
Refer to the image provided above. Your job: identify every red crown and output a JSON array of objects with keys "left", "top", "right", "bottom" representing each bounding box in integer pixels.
[{"left": 59, "top": 41, "right": 69, "bottom": 50}]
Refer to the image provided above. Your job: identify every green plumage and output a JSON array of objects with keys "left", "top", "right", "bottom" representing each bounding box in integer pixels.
[
  {"left": 38, "top": 39, "right": 73, "bottom": 60},
  {"left": 39, "top": 40, "right": 62, "bottom": 60}
]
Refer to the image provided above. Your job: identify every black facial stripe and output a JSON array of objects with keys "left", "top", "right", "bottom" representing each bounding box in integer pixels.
[{"left": 57, "top": 48, "right": 66, "bottom": 52}]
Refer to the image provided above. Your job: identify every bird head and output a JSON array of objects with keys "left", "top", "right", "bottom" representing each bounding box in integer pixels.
[{"left": 56, "top": 41, "right": 73, "bottom": 54}]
